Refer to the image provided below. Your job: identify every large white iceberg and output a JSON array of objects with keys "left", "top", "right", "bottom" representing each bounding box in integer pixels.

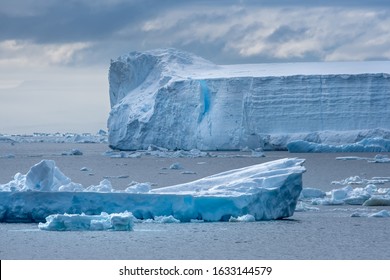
[
  {"left": 107, "top": 48, "right": 390, "bottom": 151},
  {"left": 0, "top": 158, "right": 305, "bottom": 222}
]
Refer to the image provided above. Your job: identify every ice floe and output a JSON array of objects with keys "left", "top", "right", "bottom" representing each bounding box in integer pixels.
[
  {"left": 229, "top": 214, "right": 256, "bottom": 222},
  {"left": 61, "top": 149, "right": 83, "bottom": 156},
  {"left": 38, "top": 212, "right": 135, "bottom": 231},
  {"left": 0, "top": 158, "right": 305, "bottom": 222},
  {"left": 336, "top": 154, "right": 390, "bottom": 163},
  {"left": 299, "top": 183, "right": 390, "bottom": 206},
  {"left": 351, "top": 210, "right": 390, "bottom": 218}
]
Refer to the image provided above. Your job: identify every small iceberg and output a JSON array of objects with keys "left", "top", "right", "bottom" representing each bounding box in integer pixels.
[{"left": 38, "top": 212, "right": 135, "bottom": 231}]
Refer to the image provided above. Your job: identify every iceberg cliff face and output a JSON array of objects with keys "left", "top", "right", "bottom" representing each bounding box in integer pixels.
[{"left": 108, "top": 49, "right": 390, "bottom": 151}]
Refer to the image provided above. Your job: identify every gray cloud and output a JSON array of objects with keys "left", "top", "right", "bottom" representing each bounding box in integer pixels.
[
  {"left": 1, "top": 0, "right": 390, "bottom": 134},
  {"left": 1, "top": 0, "right": 390, "bottom": 65}
]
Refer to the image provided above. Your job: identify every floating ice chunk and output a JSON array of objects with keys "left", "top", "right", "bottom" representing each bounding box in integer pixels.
[
  {"left": 336, "top": 154, "right": 390, "bottom": 163},
  {"left": 103, "top": 175, "right": 129, "bottom": 179},
  {"left": 341, "top": 186, "right": 372, "bottom": 205},
  {"left": 169, "top": 162, "right": 183, "bottom": 170},
  {"left": 331, "top": 186, "right": 352, "bottom": 201},
  {"left": 369, "top": 210, "right": 390, "bottom": 217},
  {"left": 294, "top": 202, "right": 320, "bottom": 212},
  {"left": 142, "top": 215, "right": 180, "bottom": 224},
  {"left": 125, "top": 182, "right": 152, "bottom": 193},
  {"left": 363, "top": 196, "right": 390, "bottom": 206},
  {"left": 332, "top": 176, "right": 390, "bottom": 185},
  {"left": 62, "top": 149, "right": 83, "bottom": 156},
  {"left": 351, "top": 210, "right": 390, "bottom": 218},
  {"left": 251, "top": 151, "right": 265, "bottom": 158},
  {"left": 97, "top": 129, "right": 107, "bottom": 136},
  {"left": 0, "top": 172, "right": 26, "bottom": 191},
  {"left": 38, "top": 212, "right": 135, "bottom": 231},
  {"left": 335, "top": 156, "right": 367, "bottom": 161},
  {"left": 190, "top": 219, "right": 204, "bottom": 223},
  {"left": 80, "top": 167, "right": 89, "bottom": 171},
  {"left": 147, "top": 145, "right": 168, "bottom": 152},
  {"left": 369, "top": 154, "right": 390, "bottom": 163},
  {"left": 85, "top": 179, "right": 113, "bottom": 193},
  {"left": 58, "top": 182, "right": 85, "bottom": 192},
  {"left": 24, "top": 160, "right": 71, "bottom": 192},
  {"left": 229, "top": 214, "right": 256, "bottom": 222},
  {"left": 332, "top": 176, "right": 365, "bottom": 185},
  {"left": 302, "top": 183, "right": 386, "bottom": 206},
  {"left": 181, "top": 171, "right": 197, "bottom": 175},
  {"left": 343, "top": 195, "right": 371, "bottom": 205},
  {"left": 300, "top": 188, "right": 326, "bottom": 199}
]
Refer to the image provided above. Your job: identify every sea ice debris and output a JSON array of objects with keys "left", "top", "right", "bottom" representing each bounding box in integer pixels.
[{"left": 38, "top": 212, "right": 134, "bottom": 231}]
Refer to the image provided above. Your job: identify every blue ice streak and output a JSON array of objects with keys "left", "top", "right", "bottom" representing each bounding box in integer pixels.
[{"left": 200, "top": 80, "right": 210, "bottom": 117}]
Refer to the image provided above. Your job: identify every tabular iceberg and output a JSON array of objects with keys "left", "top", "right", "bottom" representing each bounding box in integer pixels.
[
  {"left": 108, "top": 48, "right": 390, "bottom": 151},
  {"left": 0, "top": 158, "right": 305, "bottom": 222}
]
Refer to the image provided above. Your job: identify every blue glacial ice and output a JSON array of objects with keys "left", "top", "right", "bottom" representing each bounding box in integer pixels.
[
  {"left": 287, "top": 138, "right": 390, "bottom": 153},
  {"left": 107, "top": 48, "right": 390, "bottom": 151},
  {"left": 0, "top": 158, "right": 305, "bottom": 223}
]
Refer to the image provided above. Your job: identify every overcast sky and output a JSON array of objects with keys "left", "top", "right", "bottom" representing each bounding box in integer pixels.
[{"left": 1, "top": 0, "right": 390, "bottom": 134}]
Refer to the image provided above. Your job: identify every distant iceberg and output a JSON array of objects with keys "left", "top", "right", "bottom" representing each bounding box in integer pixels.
[
  {"left": 108, "top": 48, "right": 390, "bottom": 151},
  {"left": 0, "top": 158, "right": 305, "bottom": 223},
  {"left": 0, "top": 131, "right": 108, "bottom": 144}
]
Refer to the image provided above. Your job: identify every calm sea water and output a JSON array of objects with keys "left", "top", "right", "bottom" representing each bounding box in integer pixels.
[{"left": 1, "top": 143, "right": 390, "bottom": 259}]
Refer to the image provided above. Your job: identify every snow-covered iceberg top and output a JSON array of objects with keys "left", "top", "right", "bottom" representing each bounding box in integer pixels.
[
  {"left": 108, "top": 48, "right": 390, "bottom": 151},
  {"left": 0, "top": 158, "right": 305, "bottom": 222}
]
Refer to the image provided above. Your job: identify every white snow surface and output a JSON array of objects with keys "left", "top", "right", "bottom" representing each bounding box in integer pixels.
[
  {"left": 0, "top": 158, "right": 305, "bottom": 222},
  {"left": 108, "top": 48, "right": 390, "bottom": 151}
]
